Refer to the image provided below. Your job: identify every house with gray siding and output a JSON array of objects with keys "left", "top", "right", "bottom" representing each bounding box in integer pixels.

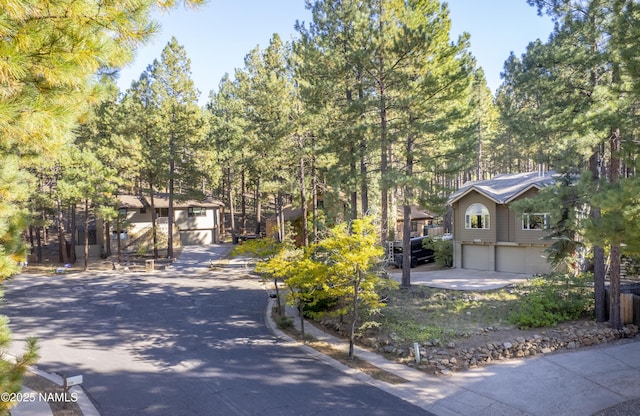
[{"left": 448, "top": 171, "right": 556, "bottom": 275}]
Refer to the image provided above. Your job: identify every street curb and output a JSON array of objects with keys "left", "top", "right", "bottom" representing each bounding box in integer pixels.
[
  {"left": 27, "top": 365, "right": 101, "bottom": 416},
  {"left": 262, "top": 297, "right": 455, "bottom": 415},
  {"left": 263, "top": 298, "right": 376, "bottom": 384}
]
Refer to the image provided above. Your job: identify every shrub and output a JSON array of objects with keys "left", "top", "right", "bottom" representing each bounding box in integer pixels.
[
  {"left": 509, "top": 273, "right": 593, "bottom": 329},
  {"left": 424, "top": 237, "right": 453, "bottom": 268},
  {"left": 275, "top": 316, "right": 294, "bottom": 330}
]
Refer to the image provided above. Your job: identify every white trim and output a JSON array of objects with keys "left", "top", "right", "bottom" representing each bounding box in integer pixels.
[
  {"left": 522, "top": 213, "right": 550, "bottom": 230},
  {"left": 465, "top": 203, "right": 490, "bottom": 229}
]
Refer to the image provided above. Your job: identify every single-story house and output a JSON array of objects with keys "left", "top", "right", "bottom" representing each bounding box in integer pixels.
[{"left": 448, "top": 171, "right": 556, "bottom": 275}]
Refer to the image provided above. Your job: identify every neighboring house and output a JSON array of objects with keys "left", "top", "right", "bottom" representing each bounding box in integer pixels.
[
  {"left": 76, "top": 194, "right": 224, "bottom": 259},
  {"left": 75, "top": 222, "right": 103, "bottom": 260},
  {"left": 448, "top": 171, "right": 556, "bottom": 275},
  {"left": 394, "top": 205, "right": 438, "bottom": 240},
  {"left": 142, "top": 194, "right": 224, "bottom": 246},
  {"left": 265, "top": 205, "right": 305, "bottom": 244},
  {"left": 265, "top": 192, "right": 349, "bottom": 245}
]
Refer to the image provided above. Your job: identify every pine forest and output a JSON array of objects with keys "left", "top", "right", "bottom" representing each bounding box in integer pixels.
[{"left": 2, "top": 0, "right": 640, "bottom": 399}]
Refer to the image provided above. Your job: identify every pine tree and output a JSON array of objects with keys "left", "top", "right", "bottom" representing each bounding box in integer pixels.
[
  {"left": 148, "top": 37, "right": 208, "bottom": 258},
  {"left": 0, "top": 0, "right": 205, "bottom": 410},
  {"left": 207, "top": 75, "right": 247, "bottom": 241},
  {"left": 236, "top": 36, "right": 298, "bottom": 242},
  {"left": 295, "top": 0, "right": 374, "bottom": 221},
  {"left": 123, "top": 73, "right": 166, "bottom": 258},
  {"left": 504, "top": 0, "right": 640, "bottom": 328},
  {"left": 56, "top": 145, "right": 118, "bottom": 271}
]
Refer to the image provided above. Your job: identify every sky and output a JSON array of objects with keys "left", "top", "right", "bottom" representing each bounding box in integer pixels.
[{"left": 115, "top": 0, "right": 556, "bottom": 105}]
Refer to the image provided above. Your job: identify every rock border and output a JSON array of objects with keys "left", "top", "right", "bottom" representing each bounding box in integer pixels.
[{"left": 321, "top": 317, "right": 640, "bottom": 375}]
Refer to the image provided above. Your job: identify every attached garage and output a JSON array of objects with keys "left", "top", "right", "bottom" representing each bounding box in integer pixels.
[
  {"left": 496, "top": 245, "right": 525, "bottom": 273},
  {"left": 180, "top": 230, "right": 214, "bottom": 246},
  {"left": 449, "top": 171, "right": 558, "bottom": 276},
  {"left": 462, "top": 244, "right": 491, "bottom": 271},
  {"left": 524, "top": 246, "right": 551, "bottom": 275}
]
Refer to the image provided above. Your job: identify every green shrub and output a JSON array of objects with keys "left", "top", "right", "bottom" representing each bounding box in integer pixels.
[
  {"left": 381, "top": 314, "right": 454, "bottom": 344},
  {"left": 509, "top": 273, "right": 593, "bottom": 329},
  {"left": 424, "top": 237, "right": 453, "bottom": 268},
  {"left": 275, "top": 316, "right": 294, "bottom": 330}
]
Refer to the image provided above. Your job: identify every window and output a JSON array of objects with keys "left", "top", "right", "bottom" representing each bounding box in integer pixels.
[
  {"left": 522, "top": 213, "right": 549, "bottom": 230},
  {"left": 112, "top": 231, "right": 128, "bottom": 240},
  {"left": 156, "top": 208, "right": 169, "bottom": 217},
  {"left": 465, "top": 203, "right": 490, "bottom": 229},
  {"left": 188, "top": 207, "right": 206, "bottom": 217}
]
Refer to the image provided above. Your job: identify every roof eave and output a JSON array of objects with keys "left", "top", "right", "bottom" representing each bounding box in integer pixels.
[
  {"left": 504, "top": 184, "right": 543, "bottom": 204},
  {"left": 448, "top": 187, "right": 502, "bottom": 206}
]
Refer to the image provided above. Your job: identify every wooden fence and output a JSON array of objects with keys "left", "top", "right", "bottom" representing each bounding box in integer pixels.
[{"left": 621, "top": 293, "right": 640, "bottom": 325}]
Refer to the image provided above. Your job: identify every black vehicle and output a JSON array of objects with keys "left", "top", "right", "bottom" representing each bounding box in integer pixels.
[{"left": 393, "top": 236, "right": 435, "bottom": 268}]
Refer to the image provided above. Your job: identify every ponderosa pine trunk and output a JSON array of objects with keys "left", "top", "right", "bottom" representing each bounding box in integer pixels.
[
  {"left": 590, "top": 151, "right": 607, "bottom": 322},
  {"left": 149, "top": 185, "right": 159, "bottom": 259},
  {"left": 608, "top": 128, "right": 622, "bottom": 329},
  {"left": 83, "top": 199, "right": 89, "bottom": 271},
  {"left": 299, "top": 139, "right": 308, "bottom": 246},
  {"left": 255, "top": 178, "right": 262, "bottom": 236},
  {"left": 57, "top": 200, "right": 69, "bottom": 264}
]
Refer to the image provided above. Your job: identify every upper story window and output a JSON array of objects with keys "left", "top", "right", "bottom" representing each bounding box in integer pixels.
[
  {"left": 522, "top": 213, "right": 549, "bottom": 230},
  {"left": 188, "top": 207, "right": 206, "bottom": 217},
  {"left": 465, "top": 203, "right": 490, "bottom": 229}
]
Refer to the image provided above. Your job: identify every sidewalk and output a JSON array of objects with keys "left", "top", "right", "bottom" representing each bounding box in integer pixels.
[
  {"left": 11, "top": 387, "right": 51, "bottom": 416},
  {"left": 267, "top": 301, "right": 640, "bottom": 416},
  {"left": 11, "top": 366, "right": 99, "bottom": 416}
]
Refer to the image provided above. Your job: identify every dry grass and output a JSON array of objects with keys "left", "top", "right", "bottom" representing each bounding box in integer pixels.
[
  {"left": 378, "top": 285, "right": 521, "bottom": 345},
  {"left": 305, "top": 340, "right": 409, "bottom": 385}
]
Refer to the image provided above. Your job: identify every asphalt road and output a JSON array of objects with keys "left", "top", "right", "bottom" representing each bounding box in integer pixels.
[{"left": 3, "top": 253, "right": 433, "bottom": 415}]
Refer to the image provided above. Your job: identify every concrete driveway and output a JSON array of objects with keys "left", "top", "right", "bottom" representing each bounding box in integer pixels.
[{"left": 388, "top": 265, "right": 530, "bottom": 290}]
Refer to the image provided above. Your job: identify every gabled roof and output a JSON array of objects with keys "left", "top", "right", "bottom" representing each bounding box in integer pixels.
[
  {"left": 143, "top": 194, "right": 224, "bottom": 209},
  {"left": 396, "top": 205, "right": 434, "bottom": 221},
  {"left": 448, "top": 171, "right": 556, "bottom": 205}
]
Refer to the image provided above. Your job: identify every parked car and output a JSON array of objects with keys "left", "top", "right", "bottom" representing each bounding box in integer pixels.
[{"left": 393, "top": 236, "right": 435, "bottom": 268}]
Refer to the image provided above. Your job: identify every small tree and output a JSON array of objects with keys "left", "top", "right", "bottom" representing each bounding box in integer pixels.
[
  {"left": 233, "top": 238, "right": 286, "bottom": 314},
  {"left": 281, "top": 247, "right": 331, "bottom": 338},
  {"left": 316, "top": 217, "right": 387, "bottom": 358}
]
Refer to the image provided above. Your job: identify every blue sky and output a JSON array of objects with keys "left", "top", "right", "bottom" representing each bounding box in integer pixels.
[{"left": 116, "top": 0, "right": 555, "bottom": 105}]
